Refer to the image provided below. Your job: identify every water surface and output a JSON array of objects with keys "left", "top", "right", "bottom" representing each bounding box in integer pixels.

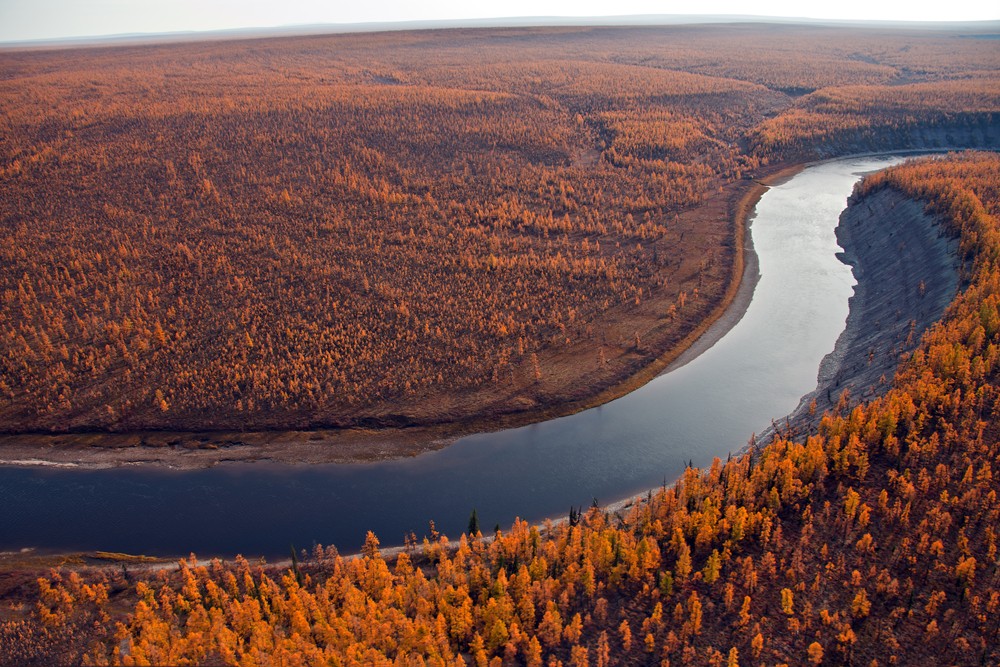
[{"left": 0, "top": 156, "right": 911, "bottom": 558}]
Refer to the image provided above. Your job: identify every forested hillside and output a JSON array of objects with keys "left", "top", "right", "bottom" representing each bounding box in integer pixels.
[
  {"left": 1, "top": 25, "right": 997, "bottom": 437},
  {"left": 3, "top": 151, "right": 998, "bottom": 666}
]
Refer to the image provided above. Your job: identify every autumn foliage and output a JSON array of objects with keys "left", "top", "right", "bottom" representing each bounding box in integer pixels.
[
  {"left": 4, "top": 151, "right": 999, "bottom": 665},
  {"left": 1, "top": 24, "right": 997, "bottom": 434}
]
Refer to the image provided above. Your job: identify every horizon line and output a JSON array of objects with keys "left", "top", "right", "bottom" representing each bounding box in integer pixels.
[{"left": 3, "top": 13, "right": 999, "bottom": 49}]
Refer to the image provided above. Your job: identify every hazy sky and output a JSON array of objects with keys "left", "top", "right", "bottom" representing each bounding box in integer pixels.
[{"left": 1, "top": 0, "right": 996, "bottom": 42}]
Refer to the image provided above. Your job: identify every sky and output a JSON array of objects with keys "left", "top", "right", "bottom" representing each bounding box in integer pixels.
[{"left": 1, "top": 0, "right": 997, "bottom": 43}]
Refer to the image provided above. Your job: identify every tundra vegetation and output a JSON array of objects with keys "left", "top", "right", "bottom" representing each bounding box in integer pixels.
[
  {"left": 0, "top": 23, "right": 999, "bottom": 666},
  {"left": 4, "top": 151, "right": 999, "bottom": 666},
  {"left": 1, "top": 24, "right": 996, "bottom": 435}
]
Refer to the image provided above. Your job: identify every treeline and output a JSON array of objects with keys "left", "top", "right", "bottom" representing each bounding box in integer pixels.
[{"left": 4, "top": 152, "right": 998, "bottom": 665}]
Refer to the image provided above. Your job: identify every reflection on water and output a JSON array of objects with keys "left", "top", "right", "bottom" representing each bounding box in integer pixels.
[{"left": 0, "top": 156, "right": 912, "bottom": 558}]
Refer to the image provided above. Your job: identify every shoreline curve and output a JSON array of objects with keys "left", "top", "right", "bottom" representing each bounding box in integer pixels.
[
  {"left": 0, "top": 154, "right": 968, "bottom": 567},
  {"left": 0, "top": 169, "right": 786, "bottom": 469},
  {"left": 0, "top": 152, "right": 963, "bottom": 470}
]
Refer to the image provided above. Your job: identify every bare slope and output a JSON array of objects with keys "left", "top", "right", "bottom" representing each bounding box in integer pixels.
[{"left": 760, "top": 184, "right": 961, "bottom": 443}]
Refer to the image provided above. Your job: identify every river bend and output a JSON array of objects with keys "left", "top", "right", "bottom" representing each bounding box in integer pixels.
[{"left": 0, "top": 156, "right": 920, "bottom": 558}]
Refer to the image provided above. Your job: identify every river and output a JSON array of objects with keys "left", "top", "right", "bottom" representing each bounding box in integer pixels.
[{"left": 0, "top": 155, "right": 914, "bottom": 558}]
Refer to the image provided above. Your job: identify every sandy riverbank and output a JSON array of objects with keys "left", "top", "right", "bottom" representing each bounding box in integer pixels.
[
  {"left": 0, "top": 170, "right": 782, "bottom": 469},
  {"left": 658, "top": 165, "right": 805, "bottom": 376}
]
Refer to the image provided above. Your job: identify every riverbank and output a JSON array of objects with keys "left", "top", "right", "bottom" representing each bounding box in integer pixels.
[
  {"left": 0, "top": 170, "right": 781, "bottom": 469},
  {"left": 0, "top": 179, "right": 963, "bottom": 568},
  {"left": 658, "top": 164, "right": 806, "bottom": 376},
  {"left": 0, "top": 157, "right": 953, "bottom": 470},
  {"left": 0, "top": 155, "right": 967, "bottom": 572},
  {"left": 754, "top": 184, "right": 961, "bottom": 445}
]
